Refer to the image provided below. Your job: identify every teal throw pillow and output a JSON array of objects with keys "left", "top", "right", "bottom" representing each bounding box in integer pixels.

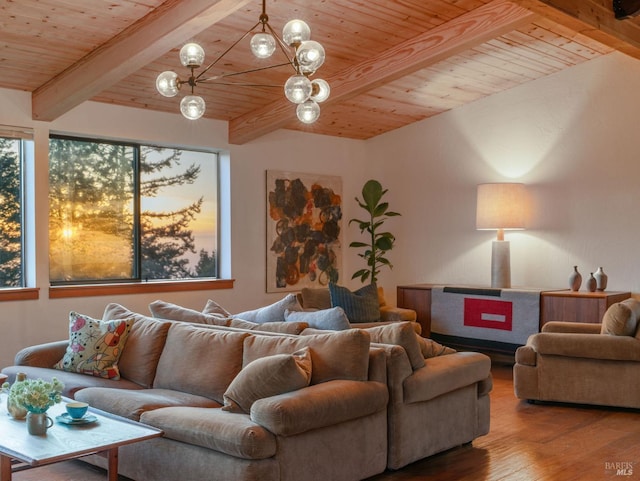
[{"left": 329, "top": 283, "right": 380, "bottom": 323}]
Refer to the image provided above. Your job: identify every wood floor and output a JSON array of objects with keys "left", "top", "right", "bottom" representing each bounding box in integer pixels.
[{"left": 12, "top": 362, "right": 640, "bottom": 481}]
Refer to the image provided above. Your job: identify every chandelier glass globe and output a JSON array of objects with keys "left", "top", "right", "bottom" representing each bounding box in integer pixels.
[
  {"left": 250, "top": 32, "right": 277, "bottom": 58},
  {"left": 180, "top": 95, "right": 206, "bottom": 120},
  {"left": 296, "top": 40, "right": 325, "bottom": 73},
  {"left": 179, "top": 43, "right": 205, "bottom": 68},
  {"left": 296, "top": 100, "right": 320, "bottom": 124},
  {"left": 156, "top": 71, "right": 180, "bottom": 97},
  {"left": 284, "top": 75, "right": 312, "bottom": 104},
  {"left": 282, "top": 19, "right": 311, "bottom": 47},
  {"left": 310, "top": 79, "right": 330, "bottom": 103}
]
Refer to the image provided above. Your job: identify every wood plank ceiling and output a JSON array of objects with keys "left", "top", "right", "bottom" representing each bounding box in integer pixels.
[{"left": 1, "top": 0, "right": 639, "bottom": 144}]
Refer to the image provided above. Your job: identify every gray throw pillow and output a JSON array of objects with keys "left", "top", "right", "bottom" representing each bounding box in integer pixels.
[{"left": 284, "top": 307, "right": 350, "bottom": 330}]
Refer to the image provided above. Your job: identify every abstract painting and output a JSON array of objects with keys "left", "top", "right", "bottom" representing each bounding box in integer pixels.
[{"left": 266, "top": 170, "right": 342, "bottom": 293}]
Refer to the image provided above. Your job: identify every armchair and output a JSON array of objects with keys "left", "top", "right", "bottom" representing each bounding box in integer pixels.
[{"left": 513, "top": 298, "right": 640, "bottom": 408}]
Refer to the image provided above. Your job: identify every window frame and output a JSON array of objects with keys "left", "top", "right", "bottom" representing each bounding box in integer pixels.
[
  {"left": 48, "top": 134, "right": 223, "bottom": 287},
  {"left": 0, "top": 131, "right": 29, "bottom": 292}
]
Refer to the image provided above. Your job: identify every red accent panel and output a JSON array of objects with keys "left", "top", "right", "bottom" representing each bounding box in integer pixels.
[{"left": 463, "top": 298, "right": 513, "bottom": 331}]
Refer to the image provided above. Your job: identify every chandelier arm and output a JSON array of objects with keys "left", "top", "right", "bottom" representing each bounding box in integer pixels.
[
  {"left": 198, "top": 62, "right": 292, "bottom": 83},
  {"left": 195, "top": 20, "right": 262, "bottom": 81},
  {"left": 201, "top": 82, "right": 283, "bottom": 87},
  {"left": 264, "top": 22, "right": 298, "bottom": 72}
]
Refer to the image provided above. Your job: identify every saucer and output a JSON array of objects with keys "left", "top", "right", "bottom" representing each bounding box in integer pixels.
[{"left": 55, "top": 413, "right": 98, "bottom": 425}]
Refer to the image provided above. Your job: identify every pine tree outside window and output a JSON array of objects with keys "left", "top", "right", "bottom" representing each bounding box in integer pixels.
[
  {"left": 0, "top": 135, "right": 26, "bottom": 288},
  {"left": 48, "top": 135, "right": 218, "bottom": 284}
]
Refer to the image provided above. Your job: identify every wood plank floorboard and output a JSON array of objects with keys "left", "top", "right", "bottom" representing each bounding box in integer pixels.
[{"left": 11, "top": 362, "right": 640, "bottom": 481}]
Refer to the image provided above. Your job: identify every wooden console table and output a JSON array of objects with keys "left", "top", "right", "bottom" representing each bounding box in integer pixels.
[
  {"left": 397, "top": 284, "right": 632, "bottom": 337},
  {"left": 396, "top": 284, "right": 433, "bottom": 337},
  {"left": 540, "top": 290, "right": 631, "bottom": 328}
]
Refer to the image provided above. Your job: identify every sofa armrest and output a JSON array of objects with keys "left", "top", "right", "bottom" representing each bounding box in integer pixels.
[
  {"left": 379, "top": 306, "right": 417, "bottom": 323},
  {"left": 13, "top": 340, "right": 68, "bottom": 367},
  {"left": 515, "top": 345, "right": 537, "bottom": 366},
  {"left": 542, "top": 321, "right": 602, "bottom": 334},
  {"left": 529, "top": 332, "right": 640, "bottom": 361},
  {"left": 402, "top": 352, "right": 491, "bottom": 404},
  {"left": 250, "top": 380, "right": 388, "bottom": 437}
]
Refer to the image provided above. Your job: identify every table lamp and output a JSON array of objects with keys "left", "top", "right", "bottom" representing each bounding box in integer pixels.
[{"left": 476, "top": 183, "right": 526, "bottom": 288}]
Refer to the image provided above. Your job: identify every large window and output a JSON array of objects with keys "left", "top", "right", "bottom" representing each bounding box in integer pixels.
[
  {"left": 0, "top": 135, "right": 26, "bottom": 288},
  {"left": 49, "top": 136, "right": 218, "bottom": 284}
]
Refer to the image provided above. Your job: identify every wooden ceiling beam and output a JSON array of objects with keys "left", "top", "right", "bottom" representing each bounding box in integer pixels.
[
  {"left": 510, "top": 0, "right": 640, "bottom": 59},
  {"left": 32, "top": 0, "right": 253, "bottom": 121},
  {"left": 228, "top": 0, "right": 537, "bottom": 145}
]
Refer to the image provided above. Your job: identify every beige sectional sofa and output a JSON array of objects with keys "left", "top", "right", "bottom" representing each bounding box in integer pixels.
[
  {"left": 513, "top": 298, "right": 640, "bottom": 408},
  {"left": 2, "top": 302, "right": 492, "bottom": 480}
]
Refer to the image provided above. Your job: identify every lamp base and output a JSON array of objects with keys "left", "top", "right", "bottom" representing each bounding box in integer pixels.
[{"left": 491, "top": 240, "right": 511, "bottom": 289}]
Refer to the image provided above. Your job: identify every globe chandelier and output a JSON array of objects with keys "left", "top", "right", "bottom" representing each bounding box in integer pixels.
[{"left": 156, "top": 0, "right": 330, "bottom": 124}]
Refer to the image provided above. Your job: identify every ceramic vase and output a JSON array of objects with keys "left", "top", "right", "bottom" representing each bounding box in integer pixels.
[
  {"left": 569, "top": 266, "right": 582, "bottom": 291},
  {"left": 594, "top": 267, "right": 608, "bottom": 291},
  {"left": 26, "top": 411, "right": 53, "bottom": 435},
  {"left": 586, "top": 273, "right": 597, "bottom": 292}
]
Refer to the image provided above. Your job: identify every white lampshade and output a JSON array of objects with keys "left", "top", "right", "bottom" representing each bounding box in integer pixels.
[
  {"left": 250, "top": 32, "right": 276, "bottom": 58},
  {"left": 296, "top": 100, "right": 320, "bottom": 124},
  {"left": 296, "top": 40, "right": 325, "bottom": 73},
  {"left": 310, "top": 79, "right": 330, "bottom": 102},
  {"left": 179, "top": 43, "right": 205, "bottom": 68},
  {"left": 180, "top": 95, "right": 206, "bottom": 120},
  {"left": 156, "top": 71, "right": 180, "bottom": 97},
  {"left": 284, "top": 75, "right": 312, "bottom": 104},
  {"left": 476, "top": 183, "right": 526, "bottom": 289},
  {"left": 476, "top": 183, "right": 526, "bottom": 232},
  {"left": 282, "top": 19, "right": 311, "bottom": 46}
]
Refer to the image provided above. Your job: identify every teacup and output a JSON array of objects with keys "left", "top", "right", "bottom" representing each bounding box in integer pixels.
[{"left": 66, "top": 401, "right": 89, "bottom": 419}]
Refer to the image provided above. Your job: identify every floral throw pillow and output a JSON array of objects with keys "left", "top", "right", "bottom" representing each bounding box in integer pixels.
[{"left": 54, "top": 312, "right": 133, "bottom": 380}]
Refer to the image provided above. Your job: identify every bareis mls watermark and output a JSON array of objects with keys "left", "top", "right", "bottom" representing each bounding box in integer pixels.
[{"left": 605, "top": 461, "right": 634, "bottom": 476}]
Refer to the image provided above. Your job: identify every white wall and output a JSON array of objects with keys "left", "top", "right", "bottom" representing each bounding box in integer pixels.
[
  {"left": 373, "top": 52, "right": 640, "bottom": 301},
  {"left": 1, "top": 50, "right": 640, "bottom": 367}
]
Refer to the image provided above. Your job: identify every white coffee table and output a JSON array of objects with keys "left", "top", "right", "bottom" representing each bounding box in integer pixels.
[{"left": 0, "top": 398, "right": 163, "bottom": 481}]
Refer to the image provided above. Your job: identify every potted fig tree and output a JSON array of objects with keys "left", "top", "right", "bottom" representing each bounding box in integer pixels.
[{"left": 349, "top": 179, "right": 401, "bottom": 284}]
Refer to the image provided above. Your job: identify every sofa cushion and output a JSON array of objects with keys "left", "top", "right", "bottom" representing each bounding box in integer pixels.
[
  {"left": 243, "top": 329, "right": 370, "bottom": 384},
  {"left": 284, "top": 307, "right": 350, "bottom": 331},
  {"left": 329, "top": 283, "right": 380, "bottom": 323},
  {"left": 54, "top": 312, "right": 133, "bottom": 380},
  {"left": 223, "top": 347, "right": 312, "bottom": 414},
  {"left": 141, "top": 406, "right": 277, "bottom": 460},
  {"left": 251, "top": 380, "right": 388, "bottom": 437},
  {"left": 601, "top": 298, "right": 640, "bottom": 337},
  {"left": 102, "top": 303, "right": 172, "bottom": 388},
  {"left": 416, "top": 336, "right": 456, "bottom": 358},
  {"left": 149, "top": 300, "right": 230, "bottom": 326},
  {"left": 234, "top": 293, "right": 301, "bottom": 323},
  {"left": 299, "top": 287, "right": 332, "bottom": 310},
  {"left": 362, "top": 322, "right": 425, "bottom": 370},
  {"left": 228, "top": 318, "right": 309, "bottom": 335},
  {"left": 75, "top": 387, "right": 220, "bottom": 421},
  {"left": 153, "top": 323, "right": 249, "bottom": 403}
]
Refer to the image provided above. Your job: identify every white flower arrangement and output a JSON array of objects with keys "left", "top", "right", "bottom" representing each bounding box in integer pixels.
[{"left": 2, "top": 377, "right": 64, "bottom": 414}]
